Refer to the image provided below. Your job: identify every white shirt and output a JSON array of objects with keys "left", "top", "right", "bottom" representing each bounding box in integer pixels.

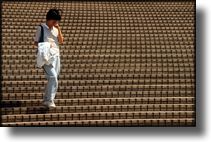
[
  {"left": 34, "top": 22, "right": 60, "bottom": 57},
  {"left": 36, "top": 42, "right": 56, "bottom": 68}
]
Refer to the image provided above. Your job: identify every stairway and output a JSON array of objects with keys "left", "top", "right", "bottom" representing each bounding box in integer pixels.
[{"left": 0, "top": 0, "right": 196, "bottom": 126}]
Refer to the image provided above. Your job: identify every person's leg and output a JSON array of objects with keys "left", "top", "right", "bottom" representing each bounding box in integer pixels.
[
  {"left": 42, "top": 62, "right": 58, "bottom": 103},
  {"left": 57, "top": 55, "right": 61, "bottom": 78},
  {"left": 51, "top": 55, "right": 60, "bottom": 78},
  {"left": 49, "top": 55, "right": 60, "bottom": 100}
]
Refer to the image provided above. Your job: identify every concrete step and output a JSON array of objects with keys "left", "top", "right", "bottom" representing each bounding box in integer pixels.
[
  {"left": 1, "top": 64, "right": 195, "bottom": 71},
  {"left": 1, "top": 69, "right": 195, "bottom": 76},
  {"left": 1, "top": 104, "right": 194, "bottom": 115},
  {"left": 1, "top": 118, "right": 195, "bottom": 126},
  {"left": 1, "top": 58, "right": 195, "bottom": 65},
  {"left": 1, "top": 79, "right": 195, "bottom": 88},
  {"left": 1, "top": 45, "right": 195, "bottom": 50},
  {"left": 2, "top": 84, "right": 195, "bottom": 93},
  {"left": 2, "top": 90, "right": 194, "bottom": 100},
  {"left": 1, "top": 73, "right": 195, "bottom": 81},
  {"left": 1, "top": 97, "right": 194, "bottom": 108},
  {"left": 1, "top": 111, "right": 195, "bottom": 123}
]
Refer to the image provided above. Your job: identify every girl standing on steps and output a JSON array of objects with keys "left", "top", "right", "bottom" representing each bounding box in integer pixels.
[{"left": 33, "top": 8, "right": 64, "bottom": 108}]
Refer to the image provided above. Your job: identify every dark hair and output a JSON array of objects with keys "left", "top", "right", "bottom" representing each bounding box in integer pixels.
[{"left": 46, "top": 8, "right": 62, "bottom": 21}]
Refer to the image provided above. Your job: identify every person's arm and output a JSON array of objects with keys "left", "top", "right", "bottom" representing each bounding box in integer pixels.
[
  {"left": 34, "top": 26, "right": 41, "bottom": 47},
  {"left": 54, "top": 24, "right": 64, "bottom": 44}
]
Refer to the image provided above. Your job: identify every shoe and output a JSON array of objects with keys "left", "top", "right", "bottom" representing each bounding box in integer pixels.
[
  {"left": 42, "top": 101, "right": 49, "bottom": 107},
  {"left": 43, "top": 100, "right": 56, "bottom": 108}
]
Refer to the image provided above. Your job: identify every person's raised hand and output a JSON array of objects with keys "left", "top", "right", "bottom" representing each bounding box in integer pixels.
[{"left": 54, "top": 23, "right": 60, "bottom": 30}]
